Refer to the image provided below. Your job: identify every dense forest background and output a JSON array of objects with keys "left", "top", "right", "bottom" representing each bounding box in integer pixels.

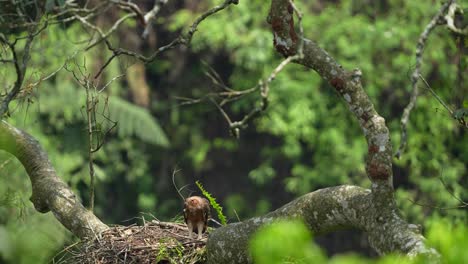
[{"left": 0, "top": 0, "right": 466, "bottom": 263}]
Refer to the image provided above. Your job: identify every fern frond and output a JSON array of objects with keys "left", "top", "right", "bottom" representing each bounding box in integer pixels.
[
  {"left": 39, "top": 76, "right": 169, "bottom": 147},
  {"left": 105, "top": 96, "right": 169, "bottom": 147},
  {"left": 196, "top": 180, "right": 227, "bottom": 225}
]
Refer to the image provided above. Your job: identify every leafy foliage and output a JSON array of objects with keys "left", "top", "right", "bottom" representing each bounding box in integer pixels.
[
  {"left": 249, "top": 220, "right": 326, "bottom": 264},
  {"left": 250, "top": 219, "right": 468, "bottom": 263},
  {"left": 196, "top": 181, "right": 227, "bottom": 225},
  {"left": 106, "top": 96, "right": 169, "bottom": 147},
  {"left": 425, "top": 218, "right": 468, "bottom": 263}
]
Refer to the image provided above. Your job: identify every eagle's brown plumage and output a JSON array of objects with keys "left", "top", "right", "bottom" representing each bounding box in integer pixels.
[{"left": 183, "top": 196, "right": 210, "bottom": 239}]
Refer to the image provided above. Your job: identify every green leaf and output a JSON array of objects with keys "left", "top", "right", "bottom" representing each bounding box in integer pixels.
[{"left": 196, "top": 181, "right": 227, "bottom": 225}]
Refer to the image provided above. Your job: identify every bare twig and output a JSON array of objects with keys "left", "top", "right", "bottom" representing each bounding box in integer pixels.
[
  {"left": 94, "top": 47, "right": 118, "bottom": 79},
  {"left": 1, "top": 1, "right": 110, "bottom": 29},
  {"left": 232, "top": 209, "right": 241, "bottom": 222},
  {"left": 202, "top": 60, "right": 232, "bottom": 92},
  {"left": 85, "top": 81, "right": 97, "bottom": 211},
  {"left": 218, "top": 52, "right": 302, "bottom": 137},
  {"left": 67, "top": 64, "right": 118, "bottom": 211},
  {"left": 417, "top": 75, "right": 467, "bottom": 128},
  {"left": 81, "top": 0, "right": 236, "bottom": 80},
  {"left": 396, "top": 0, "right": 454, "bottom": 158},
  {"left": 114, "top": 0, "right": 145, "bottom": 23},
  {"left": 100, "top": 0, "right": 237, "bottom": 64},
  {"left": 408, "top": 198, "right": 467, "bottom": 210},
  {"left": 439, "top": 177, "right": 466, "bottom": 206},
  {"left": 210, "top": 98, "right": 233, "bottom": 126},
  {"left": 409, "top": 167, "right": 467, "bottom": 210},
  {"left": 172, "top": 167, "right": 186, "bottom": 201},
  {"left": 419, "top": 74, "right": 453, "bottom": 115},
  {"left": 98, "top": 74, "right": 125, "bottom": 93},
  {"left": 142, "top": 0, "right": 169, "bottom": 39},
  {"left": 0, "top": 19, "right": 44, "bottom": 117},
  {"left": 74, "top": 12, "right": 136, "bottom": 51},
  {"left": 175, "top": 61, "right": 259, "bottom": 109},
  {"left": 194, "top": 0, "right": 305, "bottom": 137}
]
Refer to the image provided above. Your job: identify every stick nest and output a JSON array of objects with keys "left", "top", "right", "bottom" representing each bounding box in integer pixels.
[{"left": 58, "top": 220, "right": 207, "bottom": 264}]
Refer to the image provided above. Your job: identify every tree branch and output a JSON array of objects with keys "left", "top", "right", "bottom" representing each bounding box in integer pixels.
[
  {"left": 396, "top": 0, "right": 454, "bottom": 159},
  {"left": 0, "top": 120, "right": 108, "bottom": 239},
  {"left": 207, "top": 186, "right": 438, "bottom": 263},
  {"left": 77, "top": 0, "right": 238, "bottom": 78},
  {"left": 268, "top": 0, "right": 393, "bottom": 190},
  {"left": 97, "top": 0, "right": 238, "bottom": 65},
  {"left": 187, "top": 0, "right": 304, "bottom": 137},
  {"left": 142, "top": 0, "right": 169, "bottom": 39},
  {"left": 0, "top": 20, "right": 42, "bottom": 117}
]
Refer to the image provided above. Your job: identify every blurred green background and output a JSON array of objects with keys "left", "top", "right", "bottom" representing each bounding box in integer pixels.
[{"left": 0, "top": 0, "right": 466, "bottom": 263}]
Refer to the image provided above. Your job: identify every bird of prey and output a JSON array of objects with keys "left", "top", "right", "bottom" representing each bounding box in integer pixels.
[{"left": 184, "top": 196, "right": 211, "bottom": 239}]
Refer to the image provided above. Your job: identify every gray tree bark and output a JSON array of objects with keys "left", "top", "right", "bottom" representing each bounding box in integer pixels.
[
  {"left": 0, "top": 120, "right": 108, "bottom": 239},
  {"left": 206, "top": 186, "right": 437, "bottom": 263}
]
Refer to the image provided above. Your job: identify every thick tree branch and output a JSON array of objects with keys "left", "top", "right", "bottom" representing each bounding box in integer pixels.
[
  {"left": 0, "top": 121, "right": 108, "bottom": 239},
  {"left": 268, "top": 0, "right": 393, "bottom": 190},
  {"left": 207, "top": 186, "right": 438, "bottom": 263}
]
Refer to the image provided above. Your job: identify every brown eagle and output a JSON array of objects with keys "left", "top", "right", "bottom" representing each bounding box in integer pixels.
[{"left": 183, "top": 196, "right": 211, "bottom": 239}]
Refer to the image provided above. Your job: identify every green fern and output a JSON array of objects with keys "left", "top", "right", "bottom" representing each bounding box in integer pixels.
[
  {"left": 106, "top": 96, "right": 169, "bottom": 147},
  {"left": 39, "top": 77, "right": 169, "bottom": 147},
  {"left": 195, "top": 181, "right": 227, "bottom": 225}
]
